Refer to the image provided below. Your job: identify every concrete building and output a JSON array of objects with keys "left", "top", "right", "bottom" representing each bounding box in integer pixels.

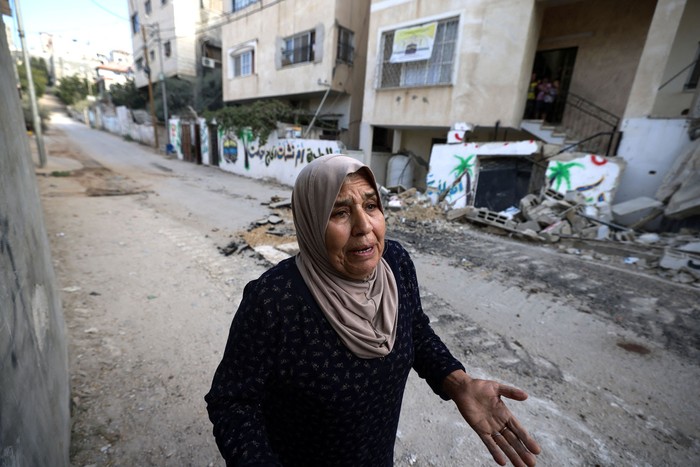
[
  {"left": 1, "top": 12, "right": 70, "bottom": 466},
  {"left": 219, "top": 0, "right": 371, "bottom": 149},
  {"left": 359, "top": 0, "right": 700, "bottom": 199},
  {"left": 128, "top": 0, "right": 225, "bottom": 103}
]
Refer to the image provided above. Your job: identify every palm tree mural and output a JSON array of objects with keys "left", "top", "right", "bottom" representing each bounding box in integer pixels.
[
  {"left": 547, "top": 161, "right": 585, "bottom": 191},
  {"left": 451, "top": 154, "right": 475, "bottom": 179},
  {"left": 443, "top": 154, "right": 475, "bottom": 203}
]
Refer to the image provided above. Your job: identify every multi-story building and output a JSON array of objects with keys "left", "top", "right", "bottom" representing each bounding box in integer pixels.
[
  {"left": 219, "top": 0, "right": 371, "bottom": 149},
  {"left": 360, "top": 0, "right": 700, "bottom": 200},
  {"left": 128, "top": 0, "right": 225, "bottom": 111}
]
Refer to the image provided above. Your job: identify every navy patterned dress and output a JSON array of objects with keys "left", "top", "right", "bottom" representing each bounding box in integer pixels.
[{"left": 205, "top": 240, "right": 464, "bottom": 466}]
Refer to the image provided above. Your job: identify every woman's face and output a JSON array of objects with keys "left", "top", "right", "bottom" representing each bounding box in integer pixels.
[{"left": 325, "top": 173, "right": 386, "bottom": 281}]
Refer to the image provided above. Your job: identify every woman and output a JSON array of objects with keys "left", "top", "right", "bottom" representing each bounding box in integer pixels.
[{"left": 205, "top": 155, "right": 540, "bottom": 466}]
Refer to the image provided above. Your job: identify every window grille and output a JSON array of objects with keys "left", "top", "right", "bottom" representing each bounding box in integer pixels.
[
  {"left": 164, "top": 41, "right": 171, "bottom": 58},
  {"left": 232, "top": 50, "right": 254, "bottom": 77},
  {"left": 378, "top": 17, "right": 458, "bottom": 89},
  {"left": 337, "top": 27, "right": 354, "bottom": 65},
  {"left": 282, "top": 31, "right": 315, "bottom": 66},
  {"left": 145, "top": 1, "right": 152, "bottom": 15},
  {"left": 233, "top": 0, "right": 258, "bottom": 12}
]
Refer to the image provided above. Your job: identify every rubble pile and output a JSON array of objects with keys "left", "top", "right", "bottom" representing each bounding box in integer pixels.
[
  {"left": 379, "top": 185, "right": 700, "bottom": 286},
  {"left": 381, "top": 187, "right": 445, "bottom": 225}
]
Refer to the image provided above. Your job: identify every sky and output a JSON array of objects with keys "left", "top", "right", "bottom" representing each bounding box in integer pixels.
[{"left": 8, "top": 0, "right": 132, "bottom": 53}]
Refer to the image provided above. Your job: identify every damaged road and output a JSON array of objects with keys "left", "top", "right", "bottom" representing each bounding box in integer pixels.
[{"left": 37, "top": 113, "right": 700, "bottom": 466}]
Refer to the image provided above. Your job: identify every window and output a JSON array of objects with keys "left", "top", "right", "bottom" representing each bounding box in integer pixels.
[
  {"left": 161, "top": 0, "right": 167, "bottom": 4},
  {"left": 131, "top": 13, "right": 140, "bottom": 35},
  {"left": 229, "top": 47, "right": 254, "bottom": 78},
  {"left": 164, "top": 41, "right": 171, "bottom": 58},
  {"left": 150, "top": 50, "right": 155, "bottom": 62},
  {"left": 337, "top": 26, "right": 354, "bottom": 65},
  {"left": 685, "top": 42, "right": 700, "bottom": 91},
  {"left": 233, "top": 50, "right": 254, "bottom": 77},
  {"left": 145, "top": 1, "right": 152, "bottom": 15},
  {"left": 282, "top": 30, "right": 315, "bottom": 66},
  {"left": 378, "top": 16, "right": 458, "bottom": 88},
  {"left": 232, "top": 0, "right": 257, "bottom": 12},
  {"left": 135, "top": 57, "right": 144, "bottom": 70}
]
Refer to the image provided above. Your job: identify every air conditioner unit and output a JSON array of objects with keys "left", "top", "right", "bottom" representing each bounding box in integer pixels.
[{"left": 202, "top": 57, "right": 216, "bottom": 68}]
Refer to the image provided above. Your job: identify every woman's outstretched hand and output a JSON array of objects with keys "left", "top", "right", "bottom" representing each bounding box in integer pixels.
[{"left": 443, "top": 370, "right": 541, "bottom": 467}]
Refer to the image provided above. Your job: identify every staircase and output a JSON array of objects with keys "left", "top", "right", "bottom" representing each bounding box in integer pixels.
[{"left": 521, "top": 92, "right": 620, "bottom": 156}]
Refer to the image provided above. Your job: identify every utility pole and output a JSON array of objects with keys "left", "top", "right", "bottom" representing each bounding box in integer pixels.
[
  {"left": 151, "top": 23, "right": 169, "bottom": 146},
  {"left": 141, "top": 25, "right": 159, "bottom": 150},
  {"left": 15, "top": 0, "right": 47, "bottom": 167}
]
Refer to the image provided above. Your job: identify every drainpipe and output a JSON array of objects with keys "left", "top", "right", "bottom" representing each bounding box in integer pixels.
[{"left": 304, "top": 79, "right": 332, "bottom": 138}]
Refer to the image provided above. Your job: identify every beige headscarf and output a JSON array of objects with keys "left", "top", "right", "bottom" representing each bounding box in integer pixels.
[{"left": 292, "top": 155, "right": 399, "bottom": 359}]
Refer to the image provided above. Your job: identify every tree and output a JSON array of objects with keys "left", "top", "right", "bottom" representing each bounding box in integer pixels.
[
  {"left": 55, "top": 75, "right": 91, "bottom": 105},
  {"left": 205, "top": 100, "right": 295, "bottom": 145},
  {"left": 110, "top": 80, "right": 147, "bottom": 109},
  {"left": 199, "top": 71, "right": 223, "bottom": 113},
  {"left": 16, "top": 57, "right": 49, "bottom": 98},
  {"left": 154, "top": 77, "right": 195, "bottom": 121}
]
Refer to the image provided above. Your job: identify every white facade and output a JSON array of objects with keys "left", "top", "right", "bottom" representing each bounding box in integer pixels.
[
  {"left": 220, "top": 0, "right": 371, "bottom": 149},
  {"left": 128, "top": 0, "right": 225, "bottom": 89}
]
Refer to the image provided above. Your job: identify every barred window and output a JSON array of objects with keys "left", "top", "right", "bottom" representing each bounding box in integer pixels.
[
  {"left": 164, "top": 41, "right": 171, "bottom": 58},
  {"left": 282, "top": 30, "right": 315, "bottom": 66},
  {"left": 378, "top": 17, "right": 458, "bottom": 88},
  {"left": 232, "top": 0, "right": 257, "bottom": 12},
  {"left": 337, "top": 26, "right": 354, "bottom": 65}
]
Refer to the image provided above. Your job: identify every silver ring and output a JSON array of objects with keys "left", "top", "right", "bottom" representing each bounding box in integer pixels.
[{"left": 492, "top": 431, "right": 503, "bottom": 437}]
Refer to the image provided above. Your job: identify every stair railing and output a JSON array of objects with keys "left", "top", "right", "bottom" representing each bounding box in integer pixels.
[{"left": 559, "top": 92, "right": 621, "bottom": 156}]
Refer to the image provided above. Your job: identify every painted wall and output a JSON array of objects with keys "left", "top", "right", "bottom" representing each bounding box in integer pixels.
[
  {"left": 0, "top": 16, "right": 70, "bottom": 466},
  {"left": 614, "top": 117, "right": 695, "bottom": 204},
  {"left": 217, "top": 130, "right": 344, "bottom": 187},
  {"left": 546, "top": 153, "right": 624, "bottom": 213},
  {"left": 427, "top": 141, "right": 540, "bottom": 208}
]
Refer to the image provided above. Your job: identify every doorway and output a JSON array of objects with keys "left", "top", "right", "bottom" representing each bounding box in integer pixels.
[{"left": 530, "top": 47, "right": 578, "bottom": 123}]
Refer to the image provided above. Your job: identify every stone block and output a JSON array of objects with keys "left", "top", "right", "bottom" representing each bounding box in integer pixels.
[{"left": 612, "top": 196, "right": 663, "bottom": 226}]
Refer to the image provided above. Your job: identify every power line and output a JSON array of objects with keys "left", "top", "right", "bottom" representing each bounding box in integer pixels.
[{"left": 90, "top": 0, "right": 129, "bottom": 21}]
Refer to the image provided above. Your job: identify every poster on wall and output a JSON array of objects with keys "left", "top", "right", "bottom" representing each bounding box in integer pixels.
[{"left": 389, "top": 22, "right": 437, "bottom": 63}]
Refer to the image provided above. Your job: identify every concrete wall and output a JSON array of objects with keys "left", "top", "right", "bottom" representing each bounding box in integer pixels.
[
  {"left": 216, "top": 129, "right": 344, "bottom": 187},
  {"left": 0, "top": 15, "right": 70, "bottom": 467},
  {"left": 221, "top": 0, "right": 335, "bottom": 100},
  {"left": 427, "top": 140, "right": 540, "bottom": 208},
  {"left": 614, "top": 117, "right": 695, "bottom": 203},
  {"left": 539, "top": 0, "right": 657, "bottom": 119},
  {"left": 130, "top": 0, "right": 224, "bottom": 88},
  {"left": 362, "top": 0, "right": 540, "bottom": 130},
  {"left": 653, "top": 0, "right": 700, "bottom": 116},
  {"left": 624, "top": 0, "right": 688, "bottom": 120}
]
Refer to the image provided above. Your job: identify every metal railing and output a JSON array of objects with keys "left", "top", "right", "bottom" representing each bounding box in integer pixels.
[{"left": 558, "top": 92, "right": 620, "bottom": 156}]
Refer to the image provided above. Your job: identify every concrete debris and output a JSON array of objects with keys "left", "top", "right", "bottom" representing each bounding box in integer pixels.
[
  {"left": 269, "top": 198, "right": 292, "bottom": 209},
  {"left": 379, "top": 182, "right": 700, "bottom": 285},
  {"left": 253, "top": 245, "right": 291, "bottom": 265},
  {"left": 612, "top": 196, "right": 664, "bottom": 226}
]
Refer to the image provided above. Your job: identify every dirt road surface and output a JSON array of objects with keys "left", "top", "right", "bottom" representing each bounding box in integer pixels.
[{"left": 34, "top": 110, "right": 699, "bottom": 466}]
